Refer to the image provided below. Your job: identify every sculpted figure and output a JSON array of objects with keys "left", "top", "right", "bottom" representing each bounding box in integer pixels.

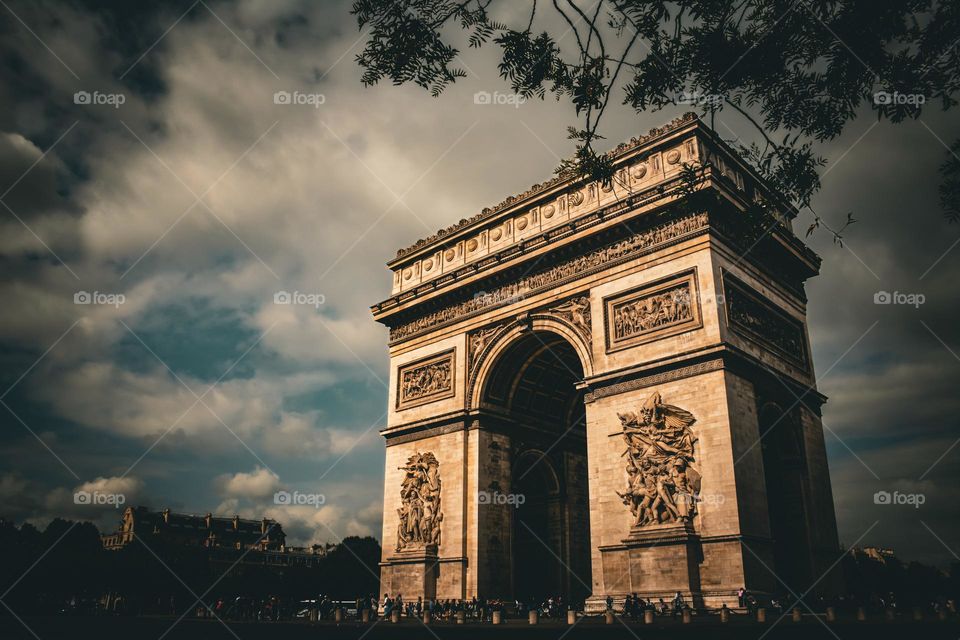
[{"left": 618, "top": 392, "right": 701, "bottom": 528}]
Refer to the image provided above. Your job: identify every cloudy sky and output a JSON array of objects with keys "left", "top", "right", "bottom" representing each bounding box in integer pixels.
[{"left": 0, "top": 1, "right": 957, "bottom": 566}]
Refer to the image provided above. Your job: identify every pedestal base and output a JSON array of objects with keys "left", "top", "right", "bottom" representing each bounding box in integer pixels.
[
  {"left": 587, "top": 521, "right": 704, "bottom": 612},
  {"left": 380, "top": 546, "right": 439, "bottom": 601}
]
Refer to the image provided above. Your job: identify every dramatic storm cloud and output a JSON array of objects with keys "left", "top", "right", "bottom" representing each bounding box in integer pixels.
[{"left": 0, "top": 0, "right": 957, "bottom": 565}]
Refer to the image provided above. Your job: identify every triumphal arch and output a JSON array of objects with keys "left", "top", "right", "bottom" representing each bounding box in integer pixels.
[{"left": 371, "top": 113, "right": 841, "bottom": 607}]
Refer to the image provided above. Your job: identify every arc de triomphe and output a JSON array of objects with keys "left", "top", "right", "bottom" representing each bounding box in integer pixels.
[{"left": 371, "top": 113, "right": 842, "bottom": 608}]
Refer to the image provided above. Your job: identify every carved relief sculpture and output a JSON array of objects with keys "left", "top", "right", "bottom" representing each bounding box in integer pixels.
[
  {"left": 395, "top": 452, "right": 443, "bottom": 552},
  {"left": 550, "top": 296, "right": 592, "bottom": 344},
  {"left": 468, "top": 325, "right": 502, "bottom": 374},
  {"left": 616, "top": 392, "right": 701, "bottom": 528},
  {"left": 613, "top": 284, "right": 691, "bottom": 340},
  {"left": 397, "top": 350, "right": 455, "bottom": 408},
  {"left": 723, "top": 273, "right": 807, "bottom": 367},
  {"left": 604, "top": 270, "right": 702, "bottom": 352}
]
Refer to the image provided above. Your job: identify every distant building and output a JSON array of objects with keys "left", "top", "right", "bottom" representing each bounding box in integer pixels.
[
  {"left": 850, "top": 546, "right": 897, "bottom": 564},
  {"left": 101, "top": 506, "right": 285, "bottom": 552}
]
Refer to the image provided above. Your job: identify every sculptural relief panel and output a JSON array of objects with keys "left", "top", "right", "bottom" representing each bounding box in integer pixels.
[
  {"left": 721, "top": 271, "right": 808, "bottom": 368},
  {"left": 616, "top": 391, "right": 701, "bottom": 529},
  {"left": 397, "top": 349, "right": 456, "bottom": 409},
  {"left": 395, "top": 451, "right": 443, "bottom": 552},
  {"left": 603, "top": 269, "right": 703, "bottom": 352}
]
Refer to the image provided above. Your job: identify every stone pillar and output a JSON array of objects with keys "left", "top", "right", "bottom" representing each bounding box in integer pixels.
[
  {"left": 567, "top": 610, "right": 577, "bottom": 624},
  {"left": 791, "top": 607, "right": 801, "bottom": 622},
  {"left": 757, "top": 607, "right": 766, "bottom": 622},
  {"left": 644, "top": 609, "right": 655, "bottom": 624},
  {"left": 492, "top": 610, "right": 501, "bottom": 625},
  {"left": 528, "top": 610, "right": 538, "bottom": 625}
]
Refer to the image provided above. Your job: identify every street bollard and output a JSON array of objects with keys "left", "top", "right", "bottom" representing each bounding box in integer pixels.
[
  {"left": 757, "top": 608, "right": 766, "bottom": 623},
  {"left": 423, "top": 610, "right": 432, "bottom": 624},
  {"left": 885, "top": 609, "right": 895, "bottom": 621},
  {"left": 682, "top": 609, "right": 692, "bottom": 624},
  {"left": 361, "top": 609, "right": 371, "bottom": 623},
  {"left": 720, "top": 605, "right": 730, "bottom": 623},
  {"left": 529, "top": 610, "right": 538, "bottom": 625},
  {"left": 334, "top": 608, "right": 343, "bottom": 623},
  {"left": 604, "top": 611, "right": 614, "bottom": 624},
  {"left": 309, "top": 608, "right": 318, "bottom": 623},
  {"left": 912, "top": 607, "right": 923, "bottom": 621},
  {"left": 491, "top": 610, "right": 501, "bottom": 625},
  {"left": 826, "top": 607, "right": 836, "bottom": 622},
  {"left": 456, "top": 610, "right": 465, "bottom": 624},
  {"left": 391, "top": 609, "right": 400, "bottom": 623},
  {"left": 938, "top": 609, "right": 947, "bottom": 621},
  {"left": 856, "top": 607, "right": 867, "bottom": 621},
  {"left": 645, "top": 609, "right": 655, "bottom": 624},
  {"left": 567, "top": 610, "right": 577, "bottom": 625},
  {"left": 792, "top": 608, "right": 802, "bottom": 623}
]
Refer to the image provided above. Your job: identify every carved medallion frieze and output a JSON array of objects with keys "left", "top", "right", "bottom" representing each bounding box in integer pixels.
[
  {"left": 603, "top": 269, "right": 702, "bottom": 352},
  {"left": 397, "top": 349, "right": 456, "bottom": 409},
  {"left": 395, "top": 451, "right": 443, "bottom": 552},
  {"left": 722, "top": 272, "right": 808, "bottom": 367},
  {"left": 616, "top": 392, "right": 701, "bottom": 529}
]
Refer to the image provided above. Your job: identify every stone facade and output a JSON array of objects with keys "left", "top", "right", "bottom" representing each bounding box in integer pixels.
[{"left": 371, "top": 113, "right": 841, "bottom": 607}]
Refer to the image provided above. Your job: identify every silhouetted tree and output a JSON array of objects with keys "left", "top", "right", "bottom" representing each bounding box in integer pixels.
[{"left": 352, "top": 0, "right": 960, "bottom": 230}]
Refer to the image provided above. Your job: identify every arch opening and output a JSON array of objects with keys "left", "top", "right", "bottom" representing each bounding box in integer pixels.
[{"left": 480, "top": 330, "right": 591, "bottom": 604}]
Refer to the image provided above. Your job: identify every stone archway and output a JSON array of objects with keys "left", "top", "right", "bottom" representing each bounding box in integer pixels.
[
  {"left": 374, "top": 115, "right": 842, "bottom": 608},
  {"left": 475, "top": 328, "right": 592, "bottom": 602}
]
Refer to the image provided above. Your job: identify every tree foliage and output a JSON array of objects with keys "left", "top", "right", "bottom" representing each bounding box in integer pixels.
[{"left": 352, "top": 0, "right": 960, "bottom": 233}]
